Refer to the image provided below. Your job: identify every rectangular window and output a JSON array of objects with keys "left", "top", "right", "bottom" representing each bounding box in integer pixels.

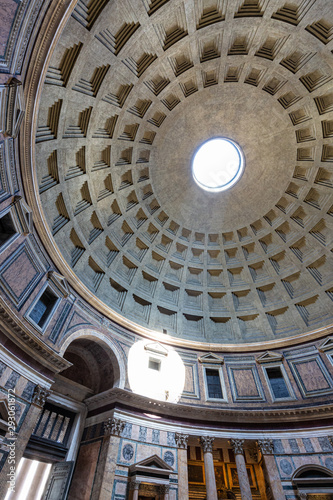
[
  {"left": 205, "top": 368, "right": 223, "bottom": 399},
  {"left": 148, "top": 357, "right": 161, "bottom": 371},
  {"left": 266, "top": 366, "right": 290, "bottom": 399},
  {"left": 29, "top": 288, "right": 58, "bottom": 329},
  {"left": 0, "top": 212, "right": 16, "bottom": 248}
]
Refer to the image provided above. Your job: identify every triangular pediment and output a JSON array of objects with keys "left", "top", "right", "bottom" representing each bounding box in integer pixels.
[
  {"left": 12, "top": 196, "right": 33, "bottom": 235},
  {"left": 319, "top": 337, "right": 333, "bottom": 352},
  {"left": 198, "top": 353, "right": 224, "bottom": 364},
  {"left": 256, "top": 351, "right": 283, "bottom": 363},
  {"left": 48, "top": 271, "right": 69, "bottom": 297},
  {"left": 130, "top": 454, "right": 174, "bottom": 472},
  {"left": 144, "top": 342, "right": 168, "bottom": 357}
]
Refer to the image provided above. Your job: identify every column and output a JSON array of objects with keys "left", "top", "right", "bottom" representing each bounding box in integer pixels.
[
  {"left": 200, "top": 436, "right": 218, "bottom": 500},
  {"left": 230, "top": 439, "right": 252, "bottom": 500},
  {"left": 160, "top": 484, "right": 170, "bottom": 500},
  {"left": 175, "top": 432, "right": 189, "bottom": 500},
  {"left": 91, "top": 417, "right": 125, "bottom": 500},
  {"left": 129, "top": 480, "right": 140, "bottom": 500},
  {"left": 257, "top": 440, "right": 285, "bottom": 500},
  {"left": 0, "top": 385, "right": 49, "bottom": 499}
]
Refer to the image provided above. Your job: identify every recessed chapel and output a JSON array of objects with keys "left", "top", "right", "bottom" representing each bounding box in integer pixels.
[{"left": 1, "top": 0, "right": 333, "bottom": 498}]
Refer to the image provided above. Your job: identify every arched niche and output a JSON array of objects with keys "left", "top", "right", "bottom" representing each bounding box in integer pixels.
[
  {"left": 58, "top": 329, "right": 126, "bottom": 396},
  {"left": 292, "top": 464, "right": 333, "bottom": 497}
]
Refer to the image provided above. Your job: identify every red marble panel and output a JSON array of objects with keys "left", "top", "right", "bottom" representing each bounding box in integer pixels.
[
  {"left": 232, "top": 368, "right": 258, "bottom": 397},
  {"left": 68, "top": 440, "right": 101, "bottom": 500},
  {"left": 296, "top": 360, "right": 330, "bottom": 392},
  {"left": 1, "top": 248, "right": 39, "bottom": 298}
]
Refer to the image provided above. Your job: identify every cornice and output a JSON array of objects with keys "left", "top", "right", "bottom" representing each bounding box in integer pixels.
[
  {"left": 0, "top": 297, "right": 71, "bottom": 373},
  {"left": 85, "top": 388, "right": 333, "bottom": 426}
]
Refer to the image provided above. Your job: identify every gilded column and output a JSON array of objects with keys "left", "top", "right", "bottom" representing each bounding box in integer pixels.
[
  {"left": 257, "top": 440, "right": 285, "bottom": 500},
  {"left": 230, "top": 439, "right": 252, "bottom": 500},
  {"left": 200, "top": 436, "right": 218, "bottom": 500},
  {"left": 175, "top": 432, "right": 189, "bottom": 500},
  {"left": 91, "top": 417, "right": 125, "bottom": 500},
  {"left": 0, "top": 385, "right": 49, "bottom": 499}
]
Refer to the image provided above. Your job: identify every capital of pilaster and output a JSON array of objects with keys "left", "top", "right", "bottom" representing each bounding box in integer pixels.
[
  {"left": 200, "top": 436, "right": 215, "bottom": 453},
  {"left": 230, "top": 438, "right": 244, "bottom": 455},
  {"left": 129, "top": 480, "right": 140, "bottom": 491},
  {"left": 104, "top": 417, "right": 126, "bottom": 436},
  {"left": 175, "top": 432, "right": 189, "bottom": 449},
  {"left": 159, "top": 484, "right": 170, "bottom": 494},
  {"left": 257, "top": 439, "right": 274, "bottom": 455},
  {"left": 32, "top": 385, "right": 50, "bottom": 407}
]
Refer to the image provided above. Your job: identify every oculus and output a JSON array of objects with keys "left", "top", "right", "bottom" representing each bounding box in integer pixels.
[{"left": 192, "top": 137, "right": 244, "bottom": 192}]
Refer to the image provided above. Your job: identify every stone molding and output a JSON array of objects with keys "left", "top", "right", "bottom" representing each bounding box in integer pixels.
[
  {"left": 200, "top": 436, "right": 215, "bottom": 453},
  {"left": 175, "top": 432, "right": 189, "bottom": 449},
  {"left": 84, "top": 387, "right": 333, "bottom": 425},
  {"left": 32, "top": 385, "right": 50, "bottom": 407},
  {"left": 0, "top": 302, "right": 71, "bottom": 373},
  {"left": 159, "top": 484, "right": 170, "bottom": 494},
  {"left": 257, "top": 439, "right": 274, "bottom": 455},
  {"left": 104, "top": 417, "right": 125, "bottom": 436},
  {"left": 230, "top": 438, "right": 244, "bottom": 455}
]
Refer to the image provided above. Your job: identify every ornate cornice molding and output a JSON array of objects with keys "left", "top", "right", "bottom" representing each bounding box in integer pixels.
[
  {"left": 0, "top": 298, "right": 71, "bottom": 373},
  {"left": 85, "top": 387, "right": 333, "bottom": 426}
]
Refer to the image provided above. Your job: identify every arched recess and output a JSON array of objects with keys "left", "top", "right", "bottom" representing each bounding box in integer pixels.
[
  {"left": 292, "top": 464, "right": 333, "bottom": 497},
  {"left": 58, "top": 329, "right": 126, "bottom": 394}
]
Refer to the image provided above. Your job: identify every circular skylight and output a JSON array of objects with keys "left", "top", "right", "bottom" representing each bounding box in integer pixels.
[{"left": 192, "top": 138, "right": 245, "bottom": 192}]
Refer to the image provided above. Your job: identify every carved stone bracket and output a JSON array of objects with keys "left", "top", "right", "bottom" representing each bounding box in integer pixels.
[
  {"left": 200, "top": 436, "right": 215, "bottom": 453},
  {"left": 257, "top": 439, "right": 274, "bottom": 455},
  {"left": 175, "top": 432, "right": 189, "bottom": 449},
  {"left": 230, "top": 438, "right": 244, "bottom": 455},
  {"left": 104, "top": 417, "right": 125, "bottom": 436},
  {"left": 32, "top": 385, "right": 50, "bottom": 407}
]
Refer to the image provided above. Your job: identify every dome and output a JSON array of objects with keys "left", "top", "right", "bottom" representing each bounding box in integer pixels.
[{"left": 33, "top": 0, "right": 333, "bottom": 347}]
